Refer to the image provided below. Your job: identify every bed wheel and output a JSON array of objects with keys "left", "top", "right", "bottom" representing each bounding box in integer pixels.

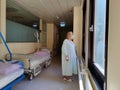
[
  {"left": 29, "top": 74, "right": 33, "bottom": 80},
  {"left": 45, "top": 62, "right": 49, "bottom": 68},
  {"left": 45, "top": 60, "right": 51, "bottom": 68},
  {"left": 45, "top": 63, "right": 48, "bottom": 68}
]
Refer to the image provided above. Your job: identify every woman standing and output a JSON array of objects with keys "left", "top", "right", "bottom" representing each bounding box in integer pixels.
[{"left": 62, "top": 31, "right": 77, "bottom": 82}]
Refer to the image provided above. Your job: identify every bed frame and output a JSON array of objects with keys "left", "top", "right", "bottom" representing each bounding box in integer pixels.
[
  {"left": 0, "top": 32, "right": 24, "bottom": 90},
  {"left": 1, "top": 74, "right": 24, "bottom": 90},
  {"left": 10, "top": 54, "right": 51, "bottom": 80}
]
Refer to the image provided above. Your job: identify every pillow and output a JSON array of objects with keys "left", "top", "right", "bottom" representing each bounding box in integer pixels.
[
  {"left": 41, "top": 49, "right": 50, "bottom": 54},
  {"left": 41, "top": 48, "right": 49, "bottom": 51}
]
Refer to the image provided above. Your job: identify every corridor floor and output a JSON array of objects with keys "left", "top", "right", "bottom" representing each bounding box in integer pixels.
[{"left": 12, "top": 56, "right": 79, "bottom": 90}]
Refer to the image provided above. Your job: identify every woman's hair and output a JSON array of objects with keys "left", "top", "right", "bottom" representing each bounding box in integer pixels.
[{"left": 66, "top": 31, "right": 72, "bottom": 36}]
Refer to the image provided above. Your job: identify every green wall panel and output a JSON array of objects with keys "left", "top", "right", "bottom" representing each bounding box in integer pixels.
[{"left": 6, "top": 20, "right": 39, "bottom": 42}]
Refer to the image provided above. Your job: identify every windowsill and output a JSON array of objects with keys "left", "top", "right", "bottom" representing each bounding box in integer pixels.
[
  {"left": 94, "top": 63, "right": 104, "bottom": 75},
  {"left": 78, "top": 57, "right": 95, "bottom": 89},
  {"left": 77, "top": 58, "right": 84, "bottom": 90},
  {"left": 88, "top": 61, "right": 105, "bottom": 89}
]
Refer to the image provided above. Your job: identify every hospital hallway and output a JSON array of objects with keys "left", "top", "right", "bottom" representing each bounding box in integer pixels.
[{"left": 12, "top": 56, "right": 79, "bottom": 90}]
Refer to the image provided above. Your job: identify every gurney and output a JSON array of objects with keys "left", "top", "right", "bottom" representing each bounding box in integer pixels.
[{"left": 6, "top": 49, "right": 51, "bottom": 80}]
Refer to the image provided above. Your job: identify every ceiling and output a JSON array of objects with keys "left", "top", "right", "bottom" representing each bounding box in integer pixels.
[
  {"left": 7, "top": 0, "right": 83, "bottom": 27},
  {"left": 6, "top": 0, "right": 39, "bottom": 28}
]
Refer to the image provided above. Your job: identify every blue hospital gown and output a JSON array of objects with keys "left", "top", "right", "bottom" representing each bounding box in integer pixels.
[{"left": 62, "top": 39, "right": 77, "bottom": 76}]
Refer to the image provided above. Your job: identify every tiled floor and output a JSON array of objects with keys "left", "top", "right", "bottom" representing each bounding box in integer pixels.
[{"left": 12, "top": 56, "right": 79, "bottom": 90}]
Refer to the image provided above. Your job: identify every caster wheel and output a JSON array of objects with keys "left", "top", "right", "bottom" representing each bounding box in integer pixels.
[
  {"left": 28, "top": 74, "right": 33, "bottom": 80},
  {"left": 45, "top": 62, "right": 48, "bottom": 68}
]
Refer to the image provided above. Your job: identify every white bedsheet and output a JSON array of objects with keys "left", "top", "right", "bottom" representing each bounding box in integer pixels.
[
  {"left": 30, "top": 55, "right": 50, "bottom": 69},
  {"left": 0, "top": 69, "right": 24, "bottom": 89},
  {"left": 12, "top": 54, "right": 50, "bottom": 69}
]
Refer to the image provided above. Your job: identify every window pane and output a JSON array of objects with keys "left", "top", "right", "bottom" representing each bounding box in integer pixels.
[{"left": 94, "top": 0, "right": 106, "bottom": 74}]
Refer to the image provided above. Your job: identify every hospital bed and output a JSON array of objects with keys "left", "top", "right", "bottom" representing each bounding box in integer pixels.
[
  {"left": 6, "top": 49, "right": 51, "bottom": 80},
  {"left": 0, "top": 32, "right": 24, "bottom": 90},
  {"left": 0, "top": 60, "right": 24, "bottom": 90}
]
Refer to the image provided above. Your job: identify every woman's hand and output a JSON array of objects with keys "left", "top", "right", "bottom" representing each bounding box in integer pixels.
[{"left": 66, "top": 55, "right": 69, "bottom": 61}]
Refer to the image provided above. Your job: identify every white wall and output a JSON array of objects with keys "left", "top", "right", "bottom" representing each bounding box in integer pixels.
[
  {"left": 107, "top": 0, "right": 120, "bottom": 90},
  {"left": 73, "top": 6, "right": 83, "bottom": 58},
  {"left": 53, "top": 25, "right": 59, "bottom": 56}
]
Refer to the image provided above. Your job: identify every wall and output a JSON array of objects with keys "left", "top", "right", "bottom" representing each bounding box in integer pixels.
[
  {"left": 0, "top": 0, "right": 6, "bottom": 59},
  {"left": 6, "top": 20, "right": 38, "bottom": 42},
  {"left": 46, "top": 23, "right": 54, "bottom": 52},
  {"left": 0, "top": 0, "right": 6, "bottom": 38},
  {"left": 107, "top": 0, "right": 120, "bottom": 90},
  {"left": 0, "top": 43, "right": 38, "bottom": 59},
  {"left": 39, "top": 19, "right": 47, "bottom": 47},
  {"left": 73, "top": 6, "right": 83, "bottom": 58},
  {"left": 46, "top": 23, "right": 59, "bottom": 56},
  {"left": 0, "top": 0, "right": 38, "bottom": 59}
]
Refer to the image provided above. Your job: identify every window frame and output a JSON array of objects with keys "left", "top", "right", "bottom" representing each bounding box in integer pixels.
[
  {"left": 82, "top": 0, "right": 86, "bottom": 59},
  {"left": 86, "top": 0, "right": 109, "bottom": 89}
]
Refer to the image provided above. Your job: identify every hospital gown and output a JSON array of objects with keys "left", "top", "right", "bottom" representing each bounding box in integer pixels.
[{"left": 62, "top": 39, "right": 77, "bottom": 76}]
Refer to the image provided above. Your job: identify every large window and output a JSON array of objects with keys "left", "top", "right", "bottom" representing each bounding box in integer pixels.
[
  {"left": 94, "top": 0, "right": 106, "bottom": 75},
  {"left": 87, "top": 0, "right": 108, "bottom": 89}
]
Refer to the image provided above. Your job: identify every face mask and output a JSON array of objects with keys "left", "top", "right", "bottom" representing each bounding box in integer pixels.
[{"left": 71, "top": 35, "right": 74, "bottom": 39}]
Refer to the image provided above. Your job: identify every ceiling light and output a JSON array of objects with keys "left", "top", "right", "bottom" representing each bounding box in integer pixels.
[
  {"left": 60, "top": 22, "right": 65, "bottom": 27},
  {"left": 33, "top": 23, "right": 38, "bottom": 27}
]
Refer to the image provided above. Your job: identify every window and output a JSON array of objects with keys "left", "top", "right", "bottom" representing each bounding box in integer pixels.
[
  {"left": 94, "top": 0, "right": 106, "bottom": 75},
  {"left": 87, "top": 0, "right": 109, "bottom": 89}
]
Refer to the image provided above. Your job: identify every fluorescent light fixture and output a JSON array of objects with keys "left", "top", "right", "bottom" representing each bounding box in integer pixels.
[{"left": 60, "top": 22, "right": 65, "bottom": 27}]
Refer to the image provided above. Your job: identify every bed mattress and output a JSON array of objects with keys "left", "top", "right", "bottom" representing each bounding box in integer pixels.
[
  {"left": 29, "top": 55, "right": 50, "bottom": 69},
  {"left": 6, "top": 52, "right": 51, "bottom": 69},
  {"left": 0, "top": 69, "right": 24, "bottom": 89}
]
